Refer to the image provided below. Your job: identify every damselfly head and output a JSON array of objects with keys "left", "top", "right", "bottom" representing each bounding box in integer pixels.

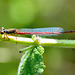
[
  {"left": 0, "top": 27, "right": 4, "bottom": 34},
  {"left": 1, "top": 27, "right": 4, "bottom": 31}
]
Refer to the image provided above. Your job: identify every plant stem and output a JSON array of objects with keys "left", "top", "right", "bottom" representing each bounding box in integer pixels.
[{"left": 0, "top": 34, "right": 75, "bottom": 48}]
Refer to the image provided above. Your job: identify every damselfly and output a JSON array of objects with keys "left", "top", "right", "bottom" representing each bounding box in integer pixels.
[{"left": 0, "top": 27, "right": 75, "bottom": 36}]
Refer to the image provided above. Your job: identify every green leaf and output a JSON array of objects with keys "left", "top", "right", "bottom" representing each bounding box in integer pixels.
[{"left": 18, "top": 45, "right": 45, "bottom": 75}]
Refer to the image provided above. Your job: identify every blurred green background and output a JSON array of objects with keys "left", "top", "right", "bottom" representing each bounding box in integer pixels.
[{"left": 0, "top": 0, "right": 75, "bottom": 75}]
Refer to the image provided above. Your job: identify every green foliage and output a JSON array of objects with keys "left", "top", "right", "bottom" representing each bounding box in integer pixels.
[
  {"left": 18, "top": 45, "right": 45, "bottom": 75},
  {"left": 10, "top": 0, "right": 36, "bottom": 25},
  {"left": 19, "top": 45, "right": 35, "bottom": 53}
]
